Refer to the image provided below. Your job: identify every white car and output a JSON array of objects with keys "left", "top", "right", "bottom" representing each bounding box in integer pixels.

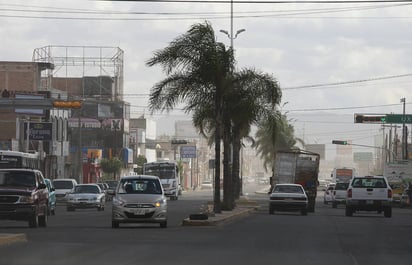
[
  {"left": 52, "top": 178, "right": 78, "bottom": 204},
  {"left": 111, "top": 175, "right": 167, "bottom": 228},
  {"left": 323, "top": 183, "right": 335, "bottom": 204},
  {"left": 332, "top": 182, "right": 349, "bottom": 208},
  {"left": 346, "top": 176, "right": 392, "bottom": 217},
  {"left": 201, "top": 180, "right": 213, "bottom": 190},
  {"left": 269, "top": 183, "right": 308, "bottom": 216},
  {"left": 66, "top": 184, "right": 105, "bottom": 211}
]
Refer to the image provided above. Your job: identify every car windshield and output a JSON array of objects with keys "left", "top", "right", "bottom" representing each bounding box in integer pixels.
[
  {"left": 73, "top": 185, "right": 100, "bottom": 194},
  {"left": 274, "top": 185, "right": 304, "bottom": 194},
  {"left": 53, "top": 180, "right": 74, "bottom": 189},
  {"left": 335, "top": 183, "right": 349, "bottom": 190},
  {"left": 352, "top": 178, "right": 387, "bottom": 188},
  {"left": 0, "top": 171, "right": 36, "bottom": 187},
  {"left": 118, "top": 179, "right": 162, "bottom": 194}
]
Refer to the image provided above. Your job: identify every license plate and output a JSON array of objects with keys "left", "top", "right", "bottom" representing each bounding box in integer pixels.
[
  {"left": 366, "top": 200, "right": 373, "bottom": 204},
  {"left": 132, "top": 209, "right": 146, "bottom": 215}
]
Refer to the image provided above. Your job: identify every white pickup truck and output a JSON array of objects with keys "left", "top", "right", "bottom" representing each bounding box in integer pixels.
[{"left": 345, "top": 176, "right": 392, "bottom": 218}]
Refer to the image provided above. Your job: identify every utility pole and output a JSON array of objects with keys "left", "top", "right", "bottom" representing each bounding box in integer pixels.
[{"left": 401, "top": 97, "right": 407, "bottom": 160}]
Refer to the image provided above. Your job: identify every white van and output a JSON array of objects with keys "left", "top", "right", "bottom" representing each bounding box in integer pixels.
[{"left": 52, "top": 178, "right": 78, "bottom": 204}]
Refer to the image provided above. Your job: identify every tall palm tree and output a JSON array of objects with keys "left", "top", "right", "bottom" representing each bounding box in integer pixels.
[
  {"left": 192, "top": 69, "right": 282, "bottom": 210},
  {"left": 254, "top": 110, "right": 303, "bottom": 191},
  {"left": 146, "top": 21, "right": 233, "bottom": 213},
  {"left": 228, "top": 70, "right": 282, "bottom": 201}
]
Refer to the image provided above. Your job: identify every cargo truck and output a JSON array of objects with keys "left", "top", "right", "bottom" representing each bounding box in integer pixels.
[
  {"left": 331, "top": 167, "right": 355, "bottom": 183},
  {"left": 273, "top": 149, "right": 320, "bottom": 212}
]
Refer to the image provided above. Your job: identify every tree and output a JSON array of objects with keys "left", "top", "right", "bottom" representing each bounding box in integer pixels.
[
  {"left": 100, "top": 158, "right": 123, "bottom": 180},
  {"left": 134, "top": 155, "right": 147, "bottom": 174},
  {"left": 254, "top": 110, "right": 303, "bottom": 191},
  {"left": 146, "top": 21, "right": 232, "bottom": 213},
  {"left": 228, "top": 70, "right": 282, "bottom": 201}
]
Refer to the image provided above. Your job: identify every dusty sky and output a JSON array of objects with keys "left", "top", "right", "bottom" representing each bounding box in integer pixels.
[{"left": 1, "top": 0, "right": 411, "bottom": 150}]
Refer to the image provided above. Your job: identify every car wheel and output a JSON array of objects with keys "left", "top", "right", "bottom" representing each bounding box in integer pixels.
[
  {"left": 28, "top": 214, "right": 38, "bottom": 228},
  {"left": 51, "top": 208, "right": 56, "bottom": 215},
  {"left": 112, "top": 221, "right": 119, "bottom": 228},
  {"left": 39, "top": 207, "right": 48, "bottom": 227},
  {"left": 384, "top": 207, "right": 392, "bottom": 218},
  {"left": 324, "top": 200, "right": 328, "bottom": 205},
  {"left": 301, "top": 209, "right": 307, "bottom": 216},
  {"left": 332, "top": 202, "right": 337, "bottom": 208},
  {"left": 160, "top": 221, "right": 167, "bottom": 228},
  {"left": 345, "top": 206, "right": 353, "bottom": 217}
]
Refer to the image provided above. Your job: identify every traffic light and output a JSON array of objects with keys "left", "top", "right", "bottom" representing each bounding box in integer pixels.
[
  {"left": 332, "top": 140, "right": 348, "bottom": 145},
  {"left": 354, "top": 114, "right": 386, "bottom": 123},
  {"left": 53, "top": 100, "right": 82, "bottom": 109}
]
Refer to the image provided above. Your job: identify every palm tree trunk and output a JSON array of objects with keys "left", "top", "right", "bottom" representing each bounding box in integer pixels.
[
  {"left": 232, "top": 135, "right": 241, "bottom": 200},
  {"left": 222, "top": 119, "right": 234, "bottom": 210}
]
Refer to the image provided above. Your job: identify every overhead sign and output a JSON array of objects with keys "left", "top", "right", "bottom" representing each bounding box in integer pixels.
[
  {"left": 385, "top": 114, "right": 412, "bottom": 124},
  {"left": 354, "top": 113, "right": 412, "bottom": 124},
  {"left": 180, "top": 146, "right": 196, "bottom": 158}
]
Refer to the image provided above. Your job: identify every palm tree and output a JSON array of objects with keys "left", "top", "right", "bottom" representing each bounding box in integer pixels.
[
  {"left": 254, "top": 110, "right": 303, "bottom": 191},
  {"left": 146, "top": 21, "right": 233, "bottom": 213},
  {"left": 192, "top": 69, "right": 282, "bottom": 210},
  {"left": 228, "top": 70, "right": 282, "bottom": 201}
]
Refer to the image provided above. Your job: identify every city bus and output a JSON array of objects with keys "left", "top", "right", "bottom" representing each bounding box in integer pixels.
[
  {"left": 0, "top": 150, "right": 41, "bottom": 170},
  {"left": 143, "top": 160, "right": 180, "bottom": 200}
]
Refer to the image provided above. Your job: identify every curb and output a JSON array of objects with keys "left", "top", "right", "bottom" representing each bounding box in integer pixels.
[
  {"left": 182, "top": 207, "right": 256, "bottom": 226},
  {"left": 0, "top": 233, "right": 27, "bottom": 246}
]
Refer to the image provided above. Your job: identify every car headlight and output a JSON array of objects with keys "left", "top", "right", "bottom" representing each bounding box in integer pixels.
[
  {"left": 19, "top": 196, "right": 34, "bottom": 203},
  {"left": 155, "top": 198, "right": 167, "bottom": 207},
  {"left": 113, "top": 197, "right": 125, "bottom": 206}
]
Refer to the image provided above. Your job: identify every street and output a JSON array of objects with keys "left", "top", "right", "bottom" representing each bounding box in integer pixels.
[{"left": 1, "top": 187, "right": 412, "bottom": 265}]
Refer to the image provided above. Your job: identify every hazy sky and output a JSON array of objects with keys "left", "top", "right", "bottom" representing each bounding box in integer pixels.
[{"left": 1, "top": 0, "right": 411, "bottom": 150}]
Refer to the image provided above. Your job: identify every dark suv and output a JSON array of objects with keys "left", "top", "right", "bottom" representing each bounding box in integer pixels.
[{"left": 0, "top": 169, "right": 49, "bottom": 227}]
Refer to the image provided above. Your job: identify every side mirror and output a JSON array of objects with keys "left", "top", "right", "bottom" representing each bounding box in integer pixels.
[{"left": 38, "top": 183, "right": 47, "bottom": 189}]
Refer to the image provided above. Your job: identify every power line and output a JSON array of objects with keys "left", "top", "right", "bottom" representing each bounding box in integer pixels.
[{"left": 283, "top": 73, "right": 412, "bottom": 90}]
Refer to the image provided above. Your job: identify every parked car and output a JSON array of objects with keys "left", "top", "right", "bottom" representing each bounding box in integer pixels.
[
  {"left": 332, "top": 182, "right": 349, "bottom": 208},
  {"left": 0, "top": 169, "right": 49, "bottom": 227},
  {"left": 44, "top": 178, "right": 56, "bottom": 215},
  {"left": 53, "top": 178, "right": 78, "bottom": 204},
  {"left": 200, "top": 180, "right": 213, "bottom": 190},
  {"left": 268, "top": 183, "right": 308, "bottom": 216},
  {"left": 110, "top": 175, "right": 167, "bottom": 228},
  {"left": 323, "top": 183, "right": 335, "bottom": 204},
  {"left": 346, "top": 176, "right": 392, "bottom": 217},
  {"left": 66, "top": 184, "right": 105, "bottom": 211}
]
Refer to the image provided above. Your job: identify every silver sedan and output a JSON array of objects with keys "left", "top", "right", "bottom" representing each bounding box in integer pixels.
[{"left": 66, "top": 184, "right": 105, "bottom": 211}]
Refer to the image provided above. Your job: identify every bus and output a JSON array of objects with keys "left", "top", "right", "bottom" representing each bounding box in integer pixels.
[
  {"left": 0, "top": 150, "right": 41, "bottom": 170},
  {"left": 143, "top": 160, "right": 180, "bottom": 200}
]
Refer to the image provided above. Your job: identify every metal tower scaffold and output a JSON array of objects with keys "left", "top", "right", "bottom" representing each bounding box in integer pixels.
[{"left": 32, "top": 45, "right": 124, "bottom": 101}]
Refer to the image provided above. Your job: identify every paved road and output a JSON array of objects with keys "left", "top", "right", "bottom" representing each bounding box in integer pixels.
[{"left": 1, "top": 188, "right": 412, "bottom": 265}]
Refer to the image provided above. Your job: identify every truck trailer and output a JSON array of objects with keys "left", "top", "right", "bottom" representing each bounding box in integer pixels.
[{"left": 273, "top": 149, "right": 320, "bottom": 212}]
